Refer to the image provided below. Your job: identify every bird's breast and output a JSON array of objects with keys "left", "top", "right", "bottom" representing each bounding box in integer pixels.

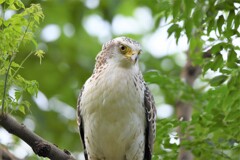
[
  {"left": 80, "top": 65, "right": 146, "bottom": 159},
  {"left": 82, "top": 65, "right": 145, "bottom": 119}
]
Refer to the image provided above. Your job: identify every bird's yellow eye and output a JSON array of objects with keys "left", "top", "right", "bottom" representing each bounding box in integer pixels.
[{"left": 119, "top": 44, "right": 128, "bottom": 54}]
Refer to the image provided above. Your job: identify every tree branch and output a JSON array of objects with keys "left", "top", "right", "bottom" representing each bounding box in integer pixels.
[
  {"left": 0, "top": 113, "right": 75, "bottom": 160},
  {"left": 0, "top": 144, "right": 22, "bottom": 160}
]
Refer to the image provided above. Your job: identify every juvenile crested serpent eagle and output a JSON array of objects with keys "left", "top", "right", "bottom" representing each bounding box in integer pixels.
[{"left": 77, "top": 37, "right": 156, "bottom": 160}]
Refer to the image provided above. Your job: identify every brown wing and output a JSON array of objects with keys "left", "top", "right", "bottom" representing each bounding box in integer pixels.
[
  {"left": 77, "top": 87, "right": 88, "bottom": 160},
  {"left": 143, "top": 84, "right": 156, "bottom": 160}
]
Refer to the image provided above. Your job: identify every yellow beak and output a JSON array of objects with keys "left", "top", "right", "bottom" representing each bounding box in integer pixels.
[{"left": 125, "top": 50, "right": 140, "bottom": 63}]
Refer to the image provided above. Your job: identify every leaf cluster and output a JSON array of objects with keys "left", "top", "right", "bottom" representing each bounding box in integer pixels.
[
  {"left": 0, "top": 0, "right": 44, "bottom": 114},
  {"left": 152, "top": 0, "right": 240, "bottom": 159}
]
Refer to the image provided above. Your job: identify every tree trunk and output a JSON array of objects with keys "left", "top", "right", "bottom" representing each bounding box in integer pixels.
[{"left": 177, "top": 54, "right": 201, "bottom": 160}]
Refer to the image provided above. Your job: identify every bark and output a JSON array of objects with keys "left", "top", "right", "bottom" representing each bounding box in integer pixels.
[
  {"left": 176, "top": 101, "right": 194, "bottom": 160},
  {"left": 177, "top": 54, "right": 201, "bottom": 160},
  {"left": 0, "top": 113, "right": 75, "bottom": 160}
]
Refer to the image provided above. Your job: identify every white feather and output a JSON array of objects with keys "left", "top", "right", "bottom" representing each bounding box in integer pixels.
[{"left": 80, "top": 60, "right": 146, "bottom": 160}]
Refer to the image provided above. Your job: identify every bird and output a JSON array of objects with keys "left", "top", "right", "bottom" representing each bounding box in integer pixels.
[{"left": 77, "top": 37, "right": 156, "bottom": 160}]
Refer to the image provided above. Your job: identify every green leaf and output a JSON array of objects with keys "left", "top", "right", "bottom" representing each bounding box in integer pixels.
[
  {"left": 167, "top": 23, "right": 182, "bottom": 44},
  {"left": 167, "top": 24, "right": 179, "bottom": 38},
  {"left": 227, "top": 10, "right": 235, "bottom": 29},
  {"left": 35, "top": 50, "right": 45, "bottom": 64},
  {"left": 153, "top": 12, "right": 163, "bottom": 29},
  {"left": 31, "top": 39, "right": 38, "bottom": 47},
  {"left": 26, "top": 80, "right": 39, "bottom": 96},
  {"left": 211, "top": 42, "right": 231, "bottom": 54},
  {"left": 223, "top": 29, "right": 235, "bottom": 39},
  {"left": 11, "top": 62, "right": 21, "bottom": 68},
  {"left": 6, "top": 0, "right": 14, "bottom": 5},
  {"left": 16, "top": 0, "right": 25, "bottom": 9},
  {"left": 227, "top": 49, "right": 238, "bottom": 68},
  {"left": 192, "top": 8, "right": 202, "bottom": 27},
  {"left": 14, "top": 90, "right": 22, "bottom": 101},
  {"left": 209, "top": 75, "right": 228, "bottom": 86},
  {"left": 19, "top": 105, "right": 25, "bottom": 114},
  {"left": 174, "top": 27, "right": 182, "bottom": 44},
  {"left": 208, "top": 37, "right": 216, "bottom": 42},
  {"left": 189, "top": 38, "right": 203, "bottom": 64},
  {"left": 0, "top": 17, "right": 3, "bottom": 26},
  {"left": 22, "top": 100, "right": 31, "bottom": 111},
  {"left": 215, "top": 1, "right": 234, "bottom": 11},
  {"left": 207, "top": 19, "right": 215, "bottom": 35},
  {"left": 212, "top": 54, "right": 224, "bottom": 71},
  {"left": 172, "top": 0, "right": 182, "bottom": 19},
  {"left": 158, "top": 0, "right": 170, "bottom": 13},
  {"left": 234, "top": 12, "right": 240, "bottom": 30},
  {"left": 225, "top": 108, "right": 240, "bottom": 121},
  {"left": 184, "top": 18, "right": 193, "bottom": 40},
  {"left": 183, "top": 0, "right": 194, "bottom": 18},
  {"left": 217, "top": 15, "right": 224, "bottom": 34},
  {"left": 8, "top": 4, "right": 18, "bottom": 10},
  {"left": 0, "top": 0, "right": 5, "bottom": 4}
]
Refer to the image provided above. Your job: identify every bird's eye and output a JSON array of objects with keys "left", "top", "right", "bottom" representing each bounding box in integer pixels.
[{"left": 119, "top": 45, "right": 127, "bottom": 53}]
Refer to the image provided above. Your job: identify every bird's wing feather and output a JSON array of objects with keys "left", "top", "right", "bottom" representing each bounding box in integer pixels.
[
  {"left": 77, "top": 86, "right": 88, "bottom": 160},
  {"left": 143, "top": 84, "right": 156, "bottom": 160}
]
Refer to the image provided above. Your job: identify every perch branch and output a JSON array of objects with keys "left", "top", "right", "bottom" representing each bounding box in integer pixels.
[{"left": 0, "top": 113, "right": 75, "bottom": 160}]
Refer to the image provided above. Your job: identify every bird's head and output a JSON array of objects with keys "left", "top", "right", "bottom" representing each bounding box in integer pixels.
[{"left": 101, "top": 37, "right": 142, "bottom": 67}]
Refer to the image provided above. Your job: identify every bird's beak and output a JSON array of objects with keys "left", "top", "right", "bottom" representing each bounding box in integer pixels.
[{"left": 125, "top": 50, "right": 140, "bottom": 63}]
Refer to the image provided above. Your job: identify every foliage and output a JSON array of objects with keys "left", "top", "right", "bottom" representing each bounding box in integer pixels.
[
  {"left": 0, "top": 0, "right": 240, "bottom": 159},
  {"left": 0, "top": 0, "right": 44, "bottom": 114},
  {"left": 153, "top": 0, "right": 240, "bottom": 159}
]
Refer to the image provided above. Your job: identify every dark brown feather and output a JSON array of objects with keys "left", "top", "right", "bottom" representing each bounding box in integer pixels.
[
  {"left": 77, "top": 87, "right": 88, "bottom": 160},
  {"left": 143, "top": 84, "right": 156, "bottom": 160}
]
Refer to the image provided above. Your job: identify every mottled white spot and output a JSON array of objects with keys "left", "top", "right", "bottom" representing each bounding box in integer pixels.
[
  {"left": 142, "top": 19, "right": 188, "bottom": 57},
  {"left": 63, "top": 23, "right": 75, "bottom": 37},
  {"left": 112, "top": 7, "right": 153, "bottom": 35},
  {"left": 83, "top": 14, "right": 111, "bottom": 43},
  {"left": 157, "top": 104, "right": 174, "bottom": 119},
  {"left": 174, "top": 52, "right": 187, "bottom": 67},
  {"left": 0, "top": 128, "right": 13, "bottom": 144},
  {"left": 23, "top": 117, "right": 35, "bottom": 131},
  {"left": 233, "top": 37, "right": 240, "bottom": 56},
  {"left": 37, "top": 42, "right": 48, "bottom": 52},
  {"left": 4, "top": 10, "right": 16, "bottom": 20},
  {"left": 84, "top": 0, "right": 99, "bottom": 9},
  {"left": 33, "top": 91, "right": 49, "bottom": 111},
  {"left": 12, "top": 140, "right": 33, "bottom": 159},
  {"left": 8, "top": 86, "right": 19, "bottom": 101},
  {"left": 77, "top": 152, "right": 86, "bottom": 160},
  {"left": 169, "top": 132, "right": 180, "bottom": 145},
  {"left": 49, "top": 97, "right": 76, "bottom": 120},
  {"left": 161, "top": 58, "right": 174, "bottom": 71},
  {"left": 41, "top": 24, "right": 61, "bottom": 42}
]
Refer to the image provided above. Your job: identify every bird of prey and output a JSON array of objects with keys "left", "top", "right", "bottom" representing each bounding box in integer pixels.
[{"left": 77, "top": 37, "right": 156, "bottom": 160}]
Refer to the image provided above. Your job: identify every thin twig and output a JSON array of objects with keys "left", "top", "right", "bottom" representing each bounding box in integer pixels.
[
  {"left": 11, "top": 51, "right": 35, "bottom": 79},
  {"left": 1, "top": 55, "right": 15, "bottom": 113},
  {"left": 1, "top": 13, "right": 33, "bottom": 113},
  {"left": 18, "top": 14, "right": 33, "bottom": 48}
]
